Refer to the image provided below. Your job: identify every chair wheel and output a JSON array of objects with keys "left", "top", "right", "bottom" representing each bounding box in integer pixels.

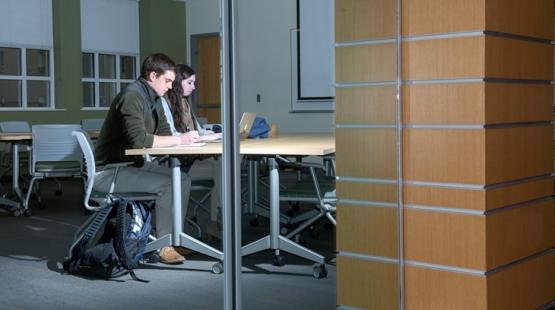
[
  {"left": 212, "top": 262, "right": 223, "bottom": 274},
  {"left": 273, "top": 255, "right": 285, "bottom": 267},
  {"left": 313, "top": 264, "right": 327, "bottom": 279},
  {"left": 13, "top": 209, "right": 22, "bottom": 217},
  {"left": 23, "top": 209, "right": 32, "bottom": 216}
]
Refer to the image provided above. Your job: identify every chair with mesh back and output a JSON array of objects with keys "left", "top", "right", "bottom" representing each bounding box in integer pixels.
[
  {"left": 23, "top": 124, "right": 84, "bottom": 214},
  {"left": 67, "top": 130, "right": 158, "bottom": 259},
  {"left": 276, "top": 156, "right": 336, "bottom": 241},
  {"left": 80, "top": 118, "right": 104, "bottom": 131},
  {"left": 0, "top": 121, "right": 32, "bottom": 181}
]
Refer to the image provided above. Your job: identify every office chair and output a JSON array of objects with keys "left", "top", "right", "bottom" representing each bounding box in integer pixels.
[
  {"left": 23, "top": 124, "right": 84, "bottom": 214},
  {"left": 68, "top": 130, "right": 158, "bottom": 260},
  {"left": 0, "top": 121, "right": 32, "bottom": 181},
  {"left": 275, "top": 155, "right": 336, "bottom": 241},
  {"left": 80, "top": 118, "right": 104, "bottom": 131}
]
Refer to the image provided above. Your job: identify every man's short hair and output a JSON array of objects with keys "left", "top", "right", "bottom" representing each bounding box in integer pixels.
[{"left": 140, "top": 53, "right": 176, "bottom": 79}]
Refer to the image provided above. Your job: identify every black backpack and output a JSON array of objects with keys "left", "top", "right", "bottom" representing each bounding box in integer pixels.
[{"left": 63, "top": 198, "right": 152, "bottom": 282}]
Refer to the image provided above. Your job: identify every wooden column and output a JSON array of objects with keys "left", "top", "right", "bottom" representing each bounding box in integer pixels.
[
  {"left": 335, "top": 0, "right": 400, "bottom": 309},
  {"left": 336, "top": 0, "right": 555, "bottom": 309}
]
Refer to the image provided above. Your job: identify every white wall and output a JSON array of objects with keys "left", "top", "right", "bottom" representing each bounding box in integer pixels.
[
  {"left": 186, "top": 0, "right": 335, "bottom": 133},
  {"left": 185, "top": 0, "right": 220, "bottom": 61}
]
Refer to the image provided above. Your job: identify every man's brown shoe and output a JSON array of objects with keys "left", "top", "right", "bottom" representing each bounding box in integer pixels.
[{"left": 159, "top": 246, "right": 185, "bottom": 264}]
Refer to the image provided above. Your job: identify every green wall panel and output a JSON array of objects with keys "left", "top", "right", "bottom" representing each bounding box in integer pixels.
[{"left": 140, "top": 0, "right": 187, "bottom": 65}]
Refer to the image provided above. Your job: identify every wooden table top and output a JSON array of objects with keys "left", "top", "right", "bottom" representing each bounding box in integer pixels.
[
  {"left": 0, "top": 130, "right": 99, "bottom": 141},
  {"left": 125, "top": 133, "right": 335, "bottom": 157}
]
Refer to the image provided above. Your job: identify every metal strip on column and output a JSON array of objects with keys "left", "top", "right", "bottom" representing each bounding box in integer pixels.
[
  {"left": 221, "top": 0, "right": 242, "bottom": 309},
  {"left": 395, "top": 0, "right": 405, "bottom": 308}
]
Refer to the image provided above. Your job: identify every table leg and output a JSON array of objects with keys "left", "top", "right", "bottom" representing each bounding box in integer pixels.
[
  {"left": 145, "top": 158, "right": 223, "bottom": 262},
  {"left": 242, "top": 157, "right": 325, "bottom": 266}
]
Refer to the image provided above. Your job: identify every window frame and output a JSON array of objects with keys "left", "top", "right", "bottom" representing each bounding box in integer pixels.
[
  {"left": 81, "top": 50, "right": 138, "bottom": 110},
  {"left": 0, "top": 44, "right": 55, "bottom": 110}
]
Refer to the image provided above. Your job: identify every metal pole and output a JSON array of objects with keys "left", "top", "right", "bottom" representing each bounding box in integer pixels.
[{"left": 221, "top": 0, "right": 242, "bottom": 309}]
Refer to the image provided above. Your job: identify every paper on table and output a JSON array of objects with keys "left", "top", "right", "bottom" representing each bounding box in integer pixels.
[{"left": 176, "top": 142, "right": 206, "bottom": 147}]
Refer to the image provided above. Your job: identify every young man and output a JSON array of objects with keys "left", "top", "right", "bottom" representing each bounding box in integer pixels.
[{"left": 94, "top": 53, "right": 199, "bottom": 264}]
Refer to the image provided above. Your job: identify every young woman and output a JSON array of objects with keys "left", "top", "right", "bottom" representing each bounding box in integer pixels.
[{"left": 163, "top": 64, "right": 222, "bottom": 240}]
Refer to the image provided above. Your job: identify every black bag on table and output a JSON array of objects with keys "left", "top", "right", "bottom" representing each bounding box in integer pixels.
[{"left": 63, "top": 198, "right": 152, "bottom": 282}]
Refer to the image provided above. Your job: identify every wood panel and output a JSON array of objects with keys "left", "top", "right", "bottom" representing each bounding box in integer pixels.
[
  {"left": 337, "top": 256, "right": 399, "bottom": 310},
  {"left": 403, "top": 82, "right": 553, "bottom": 125},
  {"left": 487, "top": 251, "right": 555, "bottom": 310},
  {"left": 404, "top": 178, "right": 554, "bottom": 212},
  {"left": 402, "top": 83, "right": 485, "bottom": 125},
  {"left": 401, "top": 0, "right": 485, "bottom": 36},
  {"left": 404, "top": 265, "right": 487, "bottom": 310},
  {"left": 402, "top": 36, "right": 485, "bottom": 80},
  {"left": 485, "top": 126, "right": 553, "bottom": 184},
  {"left": 403, "top": 129, "right": 485, "bottom": 184},
  {"left": 335, "top": 0, "right": 395, "bottom": 42},
  {"left": 337, "top": 204, "right": 398, "bottom": 257},
  {"left": 485, "top": 177, "right": 554, "bottom": 210},
  {"left": 485, "top": 36, "right": 553, "bottom": 80},
  {"left": 486, "top": 200, "right": 555, "bottom": 269},
  {"left": 337, "top": 181, "right": 397, "bottom": 203},
  {"left": 336, "top": 86, "right": 396, "bottom": 124},
  {"left": 404, "top": 185, "right": 486, "bottom": 211},
  {"left": 197, "top": 107, "right": 220, "bottom": 123},
  {"left": 336, "top": 128, "right": 396, "bottom": 179},
  {"left": 486, "top": 0, "right": 554, "bottom": 40},
  {"left": 404, "top": 209, "right": 487, "bottom": 269},
  {"left": 484, "top": 83, "right": 553, "bottom": 124},
  {"left": 336, "top": 43, "right": 396, "bottom": 83}
]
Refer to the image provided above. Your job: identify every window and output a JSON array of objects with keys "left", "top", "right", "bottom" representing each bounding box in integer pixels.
[
  {"left": 0, "top": 46, "right": 53, "bottom": 108},
  {"left": 82, "top": 52, "right": 137, "bottom": 108}
]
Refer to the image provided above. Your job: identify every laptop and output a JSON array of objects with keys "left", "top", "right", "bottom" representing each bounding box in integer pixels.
[{"left": 239, "top": 112, "right": 257, "bottom": 138}]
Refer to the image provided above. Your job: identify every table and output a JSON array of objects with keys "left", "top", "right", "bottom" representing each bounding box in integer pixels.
[
  {"left": 125, "top": 133, "right": 335, "bottom": 276},
  {"left": 0, "top": 130, "right": 99, "bottom": 216}
]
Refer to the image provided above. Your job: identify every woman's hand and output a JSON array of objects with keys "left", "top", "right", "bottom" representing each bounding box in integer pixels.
[
  {"left": 198, "top": 132, "right": 222, "bottom": 142},
  {"left": 179, "top": 130, "right": 200, "bottom": 144}
]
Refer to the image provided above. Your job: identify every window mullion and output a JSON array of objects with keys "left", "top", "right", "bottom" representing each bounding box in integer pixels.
[
  {"left": 94, "top": 53, "right": 100, "bottom": 108},
  {"left": 21, "top": 48, "right": 27, "bottom": 108}
]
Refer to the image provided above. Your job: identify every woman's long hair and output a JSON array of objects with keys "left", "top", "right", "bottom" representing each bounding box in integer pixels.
[{"left": 167, "top": 64, "right": 195, "bottom": 133}]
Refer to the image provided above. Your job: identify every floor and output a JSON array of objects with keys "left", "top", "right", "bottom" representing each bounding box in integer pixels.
[{"left": 0, "top": 177, "right": 336, "bottom": 309}]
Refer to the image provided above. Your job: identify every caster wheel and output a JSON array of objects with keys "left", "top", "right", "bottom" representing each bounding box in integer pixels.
[
  {"left": 13, "top": 209, "right": 21, "bottom": 217},
  {"left": 313, "top": 264, "right": 327, "bottom": 279},
  {"left": 23, "top": 209, "right": 32, "bottom": 217},
  {"left": 55, "top": 190, "right": 62, "bottom": 196},
  {"left": 212, "top": 262, "right": 223, "bottom": 274},
  {"left": 144, "top": 252, "right": 160, "bottom": 264},
  {"left": 280, "top": 226, "right": 288, "bottom": 235},
  {"left": 273, "top": 255, "right": 285, "bottom": 267},
  {"left": 249, "top": 217, "right": 259, "bottom": 227}
]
